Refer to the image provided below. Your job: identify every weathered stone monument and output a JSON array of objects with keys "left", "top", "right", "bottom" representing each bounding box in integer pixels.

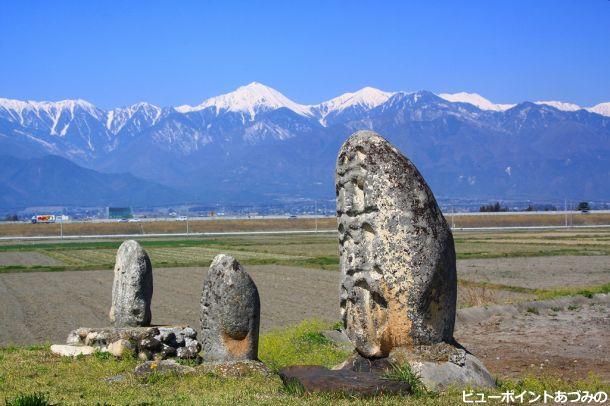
[
  {"left": 109, "top": 240, "right": 153, "bottom": 327},
  {"left": 52, "top": 239, "right": 201, "bottom": 363},
  {"left": 200, "top": 254, "right": 260, "bottom": 362},
  {"left": 335, "top": 131, "right": 494, "bottom": 390},
  {"left": 336, "top": 130, "right": 456, "bottom": 357},
  {"left": 279, "top": 130, "right": 494, "bottom": 394}
]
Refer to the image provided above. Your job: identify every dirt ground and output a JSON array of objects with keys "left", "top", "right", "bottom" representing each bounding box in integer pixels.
[
  {"left": 1, "top": 257, "right": 608, "bottom": 380},
  {"left": 455, "top": 295, "right": 610, "bottom": 381},
  {"left": 459, "top": 255, "right": 610, "bottom": 289},
  {"left": 0, "top": 265, "right": 339, "bottom": 346}
]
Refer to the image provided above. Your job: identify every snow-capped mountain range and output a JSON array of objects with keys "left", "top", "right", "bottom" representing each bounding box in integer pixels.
[
  {"left": 1, "top": 82, "right": 609, "bottom": 206},
  {"left": 437, "top": 91, "right": 608, "bottom": 114}
]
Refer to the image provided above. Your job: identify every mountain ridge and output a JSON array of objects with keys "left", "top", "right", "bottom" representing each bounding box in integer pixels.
[
  {"left": 1, "top": 83, "right": 609, "bottom": 205},
  {"left": 0, "top": 155, "right": 189, "bottom": 208}
]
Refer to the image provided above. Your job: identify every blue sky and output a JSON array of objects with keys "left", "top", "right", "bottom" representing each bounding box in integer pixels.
[{"left": 1, "top": 0, "right": 608, "bottom": 108}]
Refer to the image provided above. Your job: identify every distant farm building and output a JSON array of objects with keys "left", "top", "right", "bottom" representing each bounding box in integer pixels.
[{"left": 107, "top": 207, "right": 132, "bottom": 219}]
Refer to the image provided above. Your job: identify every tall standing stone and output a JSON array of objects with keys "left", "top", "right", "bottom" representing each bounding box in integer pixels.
[
  {"left": 200, "top": 254, "right": 260, "bottom": 362},
  {"left": 336, "top": 131, "right": 457, "bottom": 358},
  {"left": 109, "top": 240, "right": 153, "bottom": 327}
]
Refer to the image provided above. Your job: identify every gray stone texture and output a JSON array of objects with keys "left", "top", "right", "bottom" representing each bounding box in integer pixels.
[
  {"left": 109, "top": 240, "right": 153, "bottom": 327},
  {"left": 200, "top": 254, "right": 260, "bottom": 362},
  {"left": 336, "top": 131, "right": 457, "bottom": 358},
  {"left": 64, "top": 325, "right": 199, "bottom": 360}
]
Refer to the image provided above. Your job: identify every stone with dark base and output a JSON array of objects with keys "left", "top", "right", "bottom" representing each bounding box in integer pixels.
[
  {"left": 200, "top": 254, "right": 260, "bottom": 362},
  {"left": 109, "top": 240, "right": 153, "bottom": 327},
  {"left": 336, "top": 345, "right": 496, "bottom": 391},
  {"left": 336, "top": 131, "right": 457, "bottom": 358},
  {"left": 279, "top": 365, "right": 411, "bottom": 396},
  {"left": 333, "top": 131, "right": 495, "bottom": 391}
]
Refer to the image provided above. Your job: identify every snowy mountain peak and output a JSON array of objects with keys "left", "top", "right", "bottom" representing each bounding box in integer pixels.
[
  {"left": 106, "top": 102, "right": 162, "bottom": 134},
  {"left": 587, "top": 102, "right": 610, "bottom": 117},
  {"left": 437, "top": 92, "right": 515, "bottom": 111},
  {"left": 175, "top": 82, "right": 312, "bottom": 118},
  {"left": 316, "top": 87, "right": 393, "bottom": 115},
  {"left": 0, "top": 97, "right": 98, "bottom": 115},
  {"left": 534, "top": 101, "right": 582, "bottom": 112}
]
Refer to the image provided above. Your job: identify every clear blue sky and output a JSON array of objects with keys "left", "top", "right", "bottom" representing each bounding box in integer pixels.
[{"left": 1, "top": 0, "right": 608, "bottom": 108}]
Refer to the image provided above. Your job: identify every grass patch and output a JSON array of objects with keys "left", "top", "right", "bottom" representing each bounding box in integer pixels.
[
  {"left": 280, "top": 377, "right": 305, "bottom": 396},
  {"left": 0, "top": 321, "right": 608, "bottom": 405},
  {"left": 526, "top": 307, "right": 539, "bottom": 315},
  {"left": 293, "top": 331, "right": 331, "bottom": 346},
  {"left": 498, "top": 373, "right": 609, "bottom": 395},
  {"left": 259, "top": 320, "right": 349, "bottom": 373},
  {"left": 4, "top": 392, "right": 51, "bottom": 406},
  {"left": 458, "top": 280, "right": 610, "bottom": 305},
  {"left": 0, "top": 228, "right": 609, "bottom": 274},
  {"left": 384, "top": 363, "right": 429, "bottom": 397}
]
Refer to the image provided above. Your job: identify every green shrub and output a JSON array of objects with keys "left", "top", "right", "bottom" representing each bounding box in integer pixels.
[
  {"left": 578, "top": 290, "right": 593, "bottom": 298},
  {"left": 93, "top": 350, "right": 111, "bottom": 361},
  {"left": 526, "top": 307, "right": 539, "bottom": 315}
]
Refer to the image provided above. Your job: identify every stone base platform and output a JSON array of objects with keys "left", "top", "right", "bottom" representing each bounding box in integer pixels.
[
  {"left": 335, "top": 342, "right": 496, "bottom": 392},
  {"left": 51, "top": 325, "right": 201, "bottom": 361}
]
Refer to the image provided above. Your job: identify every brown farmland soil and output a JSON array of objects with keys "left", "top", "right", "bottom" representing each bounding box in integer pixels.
[
  {"left": 455, "top": 296, "right": 610, "bottom": 381},
  {"left": 459, "top": 256, "right": 610, "bottom": 290},
  {"left": 1, "top": 212, "right": 609, "bottom": 237}
]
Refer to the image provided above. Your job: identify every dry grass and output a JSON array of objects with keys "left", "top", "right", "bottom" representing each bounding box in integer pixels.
[
  {"left": 447, "top": 212, "right": 610, "bottom": 228},
  {"left": 1, "top": 213, "right": 609, "bottom": 238},
  {"left": 0, "top": 218, "right": 338, "bottom": 237},
  {"left": 458, "top": 285, "right": 501, "bottom": 307}
]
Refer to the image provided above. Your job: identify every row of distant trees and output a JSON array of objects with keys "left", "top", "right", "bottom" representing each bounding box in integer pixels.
[{"left": 479, "top": 202, "right": 591, "bottom": 212}]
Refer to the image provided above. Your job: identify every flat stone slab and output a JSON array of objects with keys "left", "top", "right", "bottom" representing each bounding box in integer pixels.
[
  {"left": 410, "top": 354, "right": 496, "bottom": 392},
  {"left": 51, "top": 344, "right": 97, "bottom": 357},
  {"left": 278, "top": 365, "right": 411, "bottom": 396}
]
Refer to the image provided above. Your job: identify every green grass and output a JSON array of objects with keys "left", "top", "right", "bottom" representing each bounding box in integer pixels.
[
  {"left": 0, "top": 229, "right": 609, "bottom": 274},
  {"left": 260, "top": 320, "right": 348, "bottom": 373},
  {"left": 4, "top": 392, "right": 51, "bottom": 406},
  {"left": 1, "top": 320, "right": 608, "bottom": 405},
  {"left": 384, "top": 363, "right": 428, "bottom": 397},
  {"left": 497, "top": 373, "right": 609, "bottom": 396},
  {"left": 458, "top": 280, "right": 610, "bottom": 303}
]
